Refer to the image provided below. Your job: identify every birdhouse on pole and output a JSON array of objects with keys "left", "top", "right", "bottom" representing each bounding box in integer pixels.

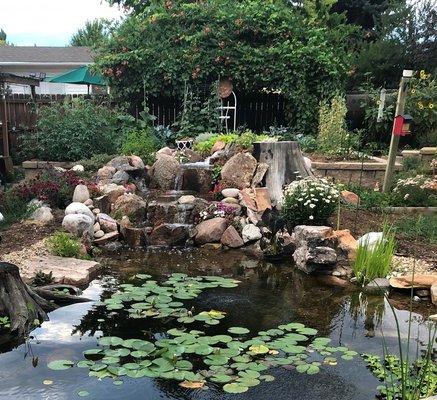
[{"left": 392, "top": 114, "right": 413, "bottom": 136}]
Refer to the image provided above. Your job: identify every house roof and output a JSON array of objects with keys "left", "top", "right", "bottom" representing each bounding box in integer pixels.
[{"left": 0, "top": 46, "right": 93, "bottom": 65}]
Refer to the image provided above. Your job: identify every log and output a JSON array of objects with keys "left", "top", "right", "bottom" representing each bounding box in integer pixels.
[
  {"left": 0, "top": 262, "right": 57, "bottom": 336},
  {"left": 31, "top": 287, "right": 92, "bottom": 305},
  {"left": 252, "top": 141, "right": 313, "bottom": 207}
]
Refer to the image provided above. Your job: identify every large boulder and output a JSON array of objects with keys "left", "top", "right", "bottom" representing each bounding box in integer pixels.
[
  {"left": 106, "top": 155, "right": 131, "bottom": 170},
  {"left": 112, "top": 193, "right": 147, "bottom": 222},
  {"left": 65, "top": 202, "right": 94, "bottom": 221},
  {"left": 72, "top": 184, "right": 90, "bottom": 203},
  {"left": 221, "top": 226, "right": 244, "bottom": 248},
  {"left": 221, "top": 152, "right": 258, "bottom": 189},
  {"left": 112, "top": 170, "right": 130, "bottom": 185},
  {"left": 242, "top": 224, "right": 262, "bottom": 243},
  {"left": 62, "top": 214, "right": 94, "bottom": 237},
  {"left": 97, "top": 166, "right": 116, "bottom": 182},
  {"left": 147, "top": 223, "right": 190, "bottom": 247},
  {"left": 180, "top": 168, "right": 212, "bottom": 193},
  {"left": 151, "top": 154, "right": 180, "bottom": 190},
  {"left": 194, "top": 217, "right": 228, "bottom": 245},
  {"left": 29, "top": 206, "right": 54, "bottom": 223}
]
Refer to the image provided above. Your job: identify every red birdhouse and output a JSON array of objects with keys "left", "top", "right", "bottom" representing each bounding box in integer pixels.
[{"left": 392, "top": 114, "right": 413, "bottom": 136}]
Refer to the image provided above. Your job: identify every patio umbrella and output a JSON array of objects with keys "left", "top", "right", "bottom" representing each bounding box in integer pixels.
[{"left": 47, "top": 65, "right": 105, "bottom": 95}]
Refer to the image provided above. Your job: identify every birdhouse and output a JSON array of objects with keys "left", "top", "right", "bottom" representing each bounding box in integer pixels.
[{"left": 392, "top": 114, "right": 413, "bottom": 136}]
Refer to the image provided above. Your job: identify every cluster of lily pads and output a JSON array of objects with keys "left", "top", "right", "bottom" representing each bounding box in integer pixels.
[{"left": 48, "top": 273, "right": 358, "bottom": 394}]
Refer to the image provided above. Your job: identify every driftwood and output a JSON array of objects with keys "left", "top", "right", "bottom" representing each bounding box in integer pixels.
[
  {"left": 0, "top": 262, "right": 57, "bottom": 336},
  {"left": 253, "top": 141, "right": 313, "bottom": 207},
  {"left": 32, "top": 286, "right": 92, "bottom": 305}
]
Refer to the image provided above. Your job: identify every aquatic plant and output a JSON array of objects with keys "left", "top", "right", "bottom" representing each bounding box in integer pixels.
[
  {"left": 0, "top": 316, "right": 11, "bottom": 330},
  {"left": 48, "top": 273, "right": 357, "bottom": 395}
]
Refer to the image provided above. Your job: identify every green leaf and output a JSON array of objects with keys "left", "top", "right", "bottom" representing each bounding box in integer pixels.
[
  {"left": 77, "top": 390, "right": 90, "bottom": 397},
  {"left": 47, "top": 359, "right": 74, "bottom": 371},
  {"left": 223, "top": 383, "right": 249, "bottom": 393},
  {"left": 228, "top": 327, "right": 250, "bottom": 335}
]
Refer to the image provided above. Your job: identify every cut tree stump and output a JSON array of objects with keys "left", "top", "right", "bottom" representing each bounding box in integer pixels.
[
  {"left": 253, "top": 141, "right": 313, "bottom": 206},
  {"left": 0, "top": 262, "right": 57, "bottom": 336}
]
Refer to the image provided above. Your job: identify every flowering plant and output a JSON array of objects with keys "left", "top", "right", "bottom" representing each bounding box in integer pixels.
[
  {"left": 198, "top": 202, "right": 237, "bottom": 223},
  {"left": 392, "top": 175, "right": 437, "bottom": 207},
  {"left": 281, "top": 177, "right": 340, "bottom": 228}
]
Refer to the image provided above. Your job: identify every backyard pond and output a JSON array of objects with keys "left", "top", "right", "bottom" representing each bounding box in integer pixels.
[{"left": 0, "top": 248, "right": 435, "bottom": 400}]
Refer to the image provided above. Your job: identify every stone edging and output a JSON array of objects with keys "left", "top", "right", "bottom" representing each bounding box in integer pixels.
[
  {"left": 312, "top": 156, "right": 402, "bottom": 171},
  {"left": 382, "top": 206, "right": 437, "bottom": 215},
  {"left": 22, "top": 160, "right": 74, "bottom": 169}
]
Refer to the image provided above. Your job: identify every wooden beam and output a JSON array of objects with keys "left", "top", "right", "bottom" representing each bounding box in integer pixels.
[
  {"left": 0, "top": 73, "right": 40, "bottom": 87},
  {"left": 1, "top": 83, "right": 9, "bottom": 157}
]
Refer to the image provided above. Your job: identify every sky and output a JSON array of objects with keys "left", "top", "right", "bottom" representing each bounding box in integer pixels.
[{"left": 0, "top": 0, "right": 124, "bottom": 46}]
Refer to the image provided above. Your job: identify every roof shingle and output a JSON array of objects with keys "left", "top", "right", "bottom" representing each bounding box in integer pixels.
[{"left": 0, "top": 46, "right": 93, "bottom": 64}]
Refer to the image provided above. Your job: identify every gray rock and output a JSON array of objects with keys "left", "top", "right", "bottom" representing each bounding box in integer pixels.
[
  {"left": 62, "top": 214, "right": 94, "bottom": 237},
  {"left": 242, "top": 224, "right": 262, "bottom": 243},
  {"left": 222, "top": 197, "right": 239, "bottom": 204},
  {"left": 112, "top": 193, "right": 147, "bottom": 223},
  {"left": 84, "top": 199, "right": 94, "bottom": 206},
  {"left": 97, "top": 165, "right": 116, "bottom": 181},
  {"left": 65, "top": 202, "right": 94, "bottom": 221},
  {"left": 112, "top": 170, "right": 130, "bottom": 184},
  {"left": 93, "top": 222, "right": 101, "bottom": 232},
  {"left": 72, "top": 184, "right": 90, "bottom": 203},
  {"left": 251, "top": 163, "right": 269, "bottom": 187},
  {"left": 29, "top": 206, "right": 53, "bottom": 223},
  {"left": 106, "top": 155, "right": 131, "bottom": 170},
  {"left": 147, "top": 223, "right": 190, "bottom": 247},
  {"left": 70, "top": 164, "right": 85, "bottom": 173},
  {"left": 94, "top": 231, "right": 119, "bottom": 245},
  {"left": 221, "top": 225, "right": 244, "bottom": 248},
  {"left": 221, "top": 152, "right": 258, "bottom": 189},
  {"left": 195, "top": 217, "right": 228, "bottom": 245},
  {"left": 365, "top": 278, "right": 390, "bottom": 292},
  {"left": 221, "top": 188, "right": 240, "bottom": 198},
  {"left": 357, "top": 232, "right": 384, "bottom": 251},
  {"left": 178, "top": 195, "right": 196, "bottom": 205},
  {"left": 151, "top": 154, "right": 180, "bottom": 190},
  {"left": 94, "top": 230, "right": 105, "bottom": 238},
  {"left": 97, "top": 213, "right": 118, "bottom": 233}
]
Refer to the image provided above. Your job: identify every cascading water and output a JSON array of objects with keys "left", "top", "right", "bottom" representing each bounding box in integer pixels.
[{"left": 173, "top": 156, "right": 212, "bottom": 191}]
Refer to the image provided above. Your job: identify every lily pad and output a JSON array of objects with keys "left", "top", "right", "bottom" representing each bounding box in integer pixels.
[
  {"left": 47, "top": 359, "right": 74, "bottom": 371},
  {"left": 228, "top": 327, "right": 250, "bottom": 335},
  {"left": 223, "top": 382, "right": 249, "bottom": 393}
]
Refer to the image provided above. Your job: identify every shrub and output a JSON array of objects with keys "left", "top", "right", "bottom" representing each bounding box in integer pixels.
[
  {"left": 394, "top": 215, "right": 437, "bottom": 244},
  {"left": 0, "top": 189, "right": 34, "bottom": 229},
  {"left": 281, "top": 177, "right": 340, "bottom": 228},
  {"left": 392, "top": 175, "right": 437, "bottom": 207},
  {"left": 47, "top": 231, "right": 85, "bottom": 258},
  {"left": 317, "top": 95, "right": 360, "bottom": 160},
  {"left": 345, "top": 184, "right": 392, "bottom": 210},
  {"left": 75, "top": 154, "right": 117, "bottom": 172},
  {"left": 121, "top": 128, "right": 160, "bottom": 165},
  {"left": 353, "top": 227, "right": 396, "bottom": 286},
  {"left": 21, "top": 98, "right": 122, "bottom": 161}
]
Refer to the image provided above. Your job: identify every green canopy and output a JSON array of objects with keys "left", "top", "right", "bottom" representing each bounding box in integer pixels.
[{"left": 46, "top": 65, "right": 105, "bottom": 94}]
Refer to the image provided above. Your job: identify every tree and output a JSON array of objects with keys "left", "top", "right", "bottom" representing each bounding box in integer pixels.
[
  {"left": 0, "top": 29, "right": 7, "bottom": 46},
  {"left": 70, "top": 19, "right": 109, "bottom": 47},
  {"left": 98, "top": 0, "right": 354, "bottom": 135}
]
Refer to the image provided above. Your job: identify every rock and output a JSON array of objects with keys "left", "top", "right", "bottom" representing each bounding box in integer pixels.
[
  {"left": 303, "top": 156, "right": 312, "bottom": 171},
  {"left": 54, "top": 166, "right": 66, "bottom": 173},
  {"left": 23, "top": 255, "right": 101, "bottom": 286},
  {"left": 84, "top": 199, "right": 93, "bottom": 207},
  {"left": 65, "top": 202, "right": 94, "bottom": 221},
  {"left": 97, "top": 213, "right": 118, "bottom": 233},
  {"left": 93, "top": 231, "right": 119, "bottom": 245},
  {"left": 202, "top": 243, "right": 223, "bottom": 250},
  {"left": 432, "top": 284, "right": 437, "bottom": 305},
  {"left": 181, "top": 149, "right": 202, "bottom": 163},
  {"left": 93, "top": 222, "right": 100, "bottom": 232},
  {"left": 120, "top": 225, "right": 145, "bottom": 248},
  {"left": 106, "top": 155, "right": 131, "bottom": 170},
  {"left": 112, "top": 170, "right": 130, "bottom": 184},
  {"left": 331, "top": 229, "right": 358, "bottom": 261},
  {"left": 129, "top": 155, "right": 145, "bottom": 169},
  {"left": 93, "top": 208, "right": 100, "bottom": 215},
  {"left": 94, "top": 230, "right": 105, "bottom": 238},
  {"left": 246, "top": 208, "right": 261, "bottom": 225},
  {"left": 357, "top": 232, "right": 384, "bottom": 251},
  {"left": 70, "top": 164, "right": 85, "bottom": 173},
  {"left": 156, "top": 147, "right": 175, "bottom": 158},
  {"left": 221, "top": 188, "right": 240, "bottom": 198},
  {"left": 93, "top": 195, "right": 110, "bottom": 214},
  {"left": 99, "top": 183, "right": 127, "bottom": 205},
  {"left": 72, "top": 184, "right": 90, "bottom": 203},
  {"left": 416, "top": 289, "right": 430, "bottom": 298},
  {"left": 151, "top": 154, "right": 180, "bottom": 190},
  {"left": 97, "top": 165, "right": 116, "bottom": 181},
  {"left": 242, "top": 224, "right": 262, "bottom": 243},
  {"left": 389, "top": 275, "right": 437, "bottom": 290},
  {"left": 180, "top": 168, "right": 213, "bottom": 194},
  {"left": 112, "top": 193, "right": 147, "bottom": 223},
  {"left": 211, "top": 140, "right": 226, "bottom": 154},
  {"left": 195, "top": 217, "right": 228, "bottom": 245},
  {"left": 147, "top": 223, "right": 189, "bottom": 247},
  {"left": 221, "top": 225, "right": 244, "bottom": 248},
  {"left": 317, "top": 275, "right": 350, "bottom": 288},
  {"left": 222, "top": 197, "right": 239, "bottom": 204},
  {"left": 221, "top": 152, "right": 258, "bottom": 189},
  {"left": 341, "top": 190, "right": 360, "bottom": 206},
  {"left": 430, "top": 314, "right": 437, "bottom": 322},
  {"left": 62, "top": 214, "right": 94, "bottom": 237},
  {"left": 0, "top": 212, "right": 4, "bottom": 222},
  {"left": 254, "top": 188, "right": 271, "bottom": 212},
  {"left": 29, "top": 206, "right": 53, "bottom": 223},
  {"left": 239, "top": 188, "right": 258, "bottom": 211},
  {"left": 251, "top": 163, "right": 269, "bottom": 187},
  {"left": 178, "top": 195, "right": 196, "bottom": 205},
  {"left": 365, "top": 278, "right": 390, "bottom": 292}
]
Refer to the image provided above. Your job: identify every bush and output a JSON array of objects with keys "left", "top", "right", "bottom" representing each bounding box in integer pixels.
[
  {"left": 281, "top": 177, "right": 340, "bottom": 228},
  {"left": 392, "top": 175, "right": 437, "bottom": 207},
  {"left": 317, "top": 95, "right": 360, "bottom": 160},
  {"left": 121, "top": 128, "right": 160, "bottom": 165},
  {"left": 21, "top": 98, "right": 122, "bottom": 161},
  {"left": 0, "top": 190, "right": 34, "bottom": 229},
  {"left": 75, "top": 154, "right": 118, "bottom": 172},
  {"left": 345, "top": 184, "right": 392, "bottom": 210},
  {"left": 47, "top": 231, "right": 86, "bottom": 258},
  {"left": 353, "top": 227, "right": 396, "bottom": 286}
]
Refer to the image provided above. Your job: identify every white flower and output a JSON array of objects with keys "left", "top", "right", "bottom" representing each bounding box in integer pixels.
[
  {"left": 404, "top": 193, "right": 410, "bottom": 200},
  {"left": 309, "top": 204, "right": 316, "bottom": 208},
  {"left": 309, "top": 215, "right": 314, "bottom": 220}
]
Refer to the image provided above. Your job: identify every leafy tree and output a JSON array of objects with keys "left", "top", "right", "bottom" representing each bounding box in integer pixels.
[
  {"left": 0, "top": 29, "right": 7, "bottom": 46},
  {"left": 70, "top": 19, "right": 109, "bottom": 47},
  {"left": 98, "top": 0, "right": 354, "bottom": 135}
]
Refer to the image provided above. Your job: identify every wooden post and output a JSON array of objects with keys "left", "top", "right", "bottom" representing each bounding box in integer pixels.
[
  {"left": 0, "top": 83, "right": 13, "bottom": 177},
  {"left": 382, "top": 74, "right": 411, "bottom": 193}
]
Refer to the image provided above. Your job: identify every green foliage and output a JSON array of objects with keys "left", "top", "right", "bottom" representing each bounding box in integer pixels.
[
  {"left": 32, "top": 270, "right": 54, "bottom": 286},
  {"left": 121, "top": 128, "right": 160, "bottom": 165},
  {"left": 97, "top": 0, "right": 354, "bottom": 135},
  {"left": 353, "top": 227, "right": 395, "bottom": 285},
  {"left": 22, "top": 98, "right": 123, "bottom": 162},
  {"left": 75, "top": 154, "right": 118, "bottom": 172},
  {"left": 392, "top": 174, "right": 437, "bottom": 207},
  {"left": 345, "top": 184, "right": 392, "bottom": 210},
  {"left": 70, "top": 19, "right": 109, "bottom": 47},
  {"left": 0, "top": 316, "right": 11, "bottom": 330},
  {"left": 0, "top": 189, "right": 34, "bottom": 229},
  {"left": 317, "top": 95, "right": 360, "bottom": 159},
  {"left": 394, "top": 215, "right": 437, "bottom": 244},
  {"left": 47, "top": 231, "right": 86, "bottom": 259},
  {"left": 281, "top": 177, "right": 340, "bottom": 228}
]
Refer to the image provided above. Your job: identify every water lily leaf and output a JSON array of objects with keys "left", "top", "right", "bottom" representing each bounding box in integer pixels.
[
  {"left": 228, "top": 327, "right": 250, "bottom": 335},
  {"left": 239, "top": 370, "right": 260, "bottom": 379},
  {"left": 248, "top": 345, "right": 269, "bottom": 355},
  {"left": 77, "top": 390, "right": 90, "bottom": 397},
  {"left": 102, "top": 356, "right": 120, "bottom": 365},
  {"left": 260, "top": 374, "right": 275, "bottom": 382},
  {"left": 266, "top": 329, "right": 284, "bottom": 337},
  {"left": 77, "top": 360, "right": 94, "bottom": 368},
  {"left": 194, "top": 344, "right": 214, "bottom": 355},
  {"left": 99, "top": 336, "right": 124, "bottom": 347},
  {"left": 113, "top": 380, "right": 124, "bottom": 386},
  {"left": 47, "top": 359, "right": 74, "bottom": 371},
  {"left": 204, "top": 355, "right": 230, "bottom": 366},
  {"left": 307, "top": 364, "right": 320, "bottom": 375},
  {"left": 278, "top": 322, "right": 305, "bottom": 331},
  {"left": 126, "top": 369, "right": 149, "bottom": 378},
  {"left": 223, "top": 383, "right": 249, "bottom": 393},
  {"left": 237, "top": 377, "right": 260, "bottom": 387},
  {"left": 177, "top": 316, "right": 195, "bottom": 324},
  {"left": 134, "top": 274, "right": 152, "bottom": 280},
  {"left": 122, "top": 362, "right": 141, "bottom": 370},
  {"left": 175, "top": 360, "right": 193, "bottom": 371},
  {"left": 297, "top": 327, "right": 318, "bottom": 336},
  {"left": 212, "top": 335, "right": 233, "bottom": 343},
  {"left": 211, "top": 374, "right": 234, "bottom": 383}
]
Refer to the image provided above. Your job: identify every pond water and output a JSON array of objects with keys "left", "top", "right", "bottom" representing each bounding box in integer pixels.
[{"left": 0, "top": 248, "right": 435, "bottom": 400}]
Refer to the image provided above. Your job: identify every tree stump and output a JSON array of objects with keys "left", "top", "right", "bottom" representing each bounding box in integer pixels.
[
  {"left": 0, "top": 262, "right": 57, "bottom": 336},
  {"left": 253, "top": 141, "right": 313, "bottom": 207}
]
